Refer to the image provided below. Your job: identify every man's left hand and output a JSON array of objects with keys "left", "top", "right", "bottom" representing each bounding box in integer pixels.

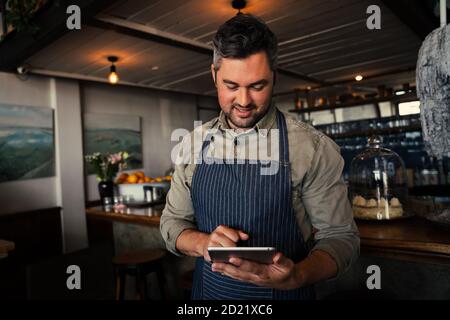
[{"left": 211, "top": 252, "right": 303, "bottom": 290}]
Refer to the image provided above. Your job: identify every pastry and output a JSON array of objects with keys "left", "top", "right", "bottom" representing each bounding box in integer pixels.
[
  {"left": 390, "top": 197, "right": 401, "bottom": 207},
  {"left": 352, "top": 195, "right": 366, "bottom": 207},
  {"left": 366, "top": 198, "right": 377, "bottom": 207},
  {"left": 352, "top": 195, "right": 403, "bottom": 220}
]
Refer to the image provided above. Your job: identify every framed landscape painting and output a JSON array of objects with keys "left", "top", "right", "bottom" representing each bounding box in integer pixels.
[
  {"left": 83, "top": 113, "right": 143, "bottom": 174},
  {"left": 0, "top": 104, "right": 55, "bottom": 183}
]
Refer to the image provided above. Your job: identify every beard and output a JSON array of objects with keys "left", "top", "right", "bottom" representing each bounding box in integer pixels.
[{"left": 224, "top": 103, "right": 270, "bottom": 129}]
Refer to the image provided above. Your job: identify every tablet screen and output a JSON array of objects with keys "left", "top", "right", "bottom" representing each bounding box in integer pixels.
[{"left": 208, "top": 247, "right": 276, "bottom": 264}]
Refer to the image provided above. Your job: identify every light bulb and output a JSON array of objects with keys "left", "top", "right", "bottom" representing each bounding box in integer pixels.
[
  {"left": 107, "top": 57, "right": 119, "bottom": 84},
  {"left": 108, "top": 71, "right": 119, "bottom": 84},
  {"left": 355, "top": 75, "right": 363, "bottom": 81}
]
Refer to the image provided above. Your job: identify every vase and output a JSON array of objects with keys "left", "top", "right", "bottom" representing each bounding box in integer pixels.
[{"left": 98, "top": 180, "right": 114, "bottom": 203}]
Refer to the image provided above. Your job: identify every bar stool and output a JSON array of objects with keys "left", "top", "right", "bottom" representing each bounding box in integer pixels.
[
  {"left": 113, "top": 248, "right": 166, "bottom": 300},
  {"left": 180, "top": 269, "right": 194, "bottom": 299}
]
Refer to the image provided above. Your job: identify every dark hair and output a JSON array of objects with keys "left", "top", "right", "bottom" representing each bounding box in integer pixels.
[{"left": 212, "top": 14, "right": 278, "bottom": 71}]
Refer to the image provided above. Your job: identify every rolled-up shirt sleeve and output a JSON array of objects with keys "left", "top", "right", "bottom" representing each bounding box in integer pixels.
[
  {"left": 301, "top": 135, "right": 360, "bottom": 277},
  {"left": 160, "top": 161, "right": 197, "bottom": 256}
]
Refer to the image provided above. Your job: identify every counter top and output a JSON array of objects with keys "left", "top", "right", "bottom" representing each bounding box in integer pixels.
[
  {"left": 86, "top": 204, "right": 163, "bottom": 227},
  {"left": 358, "top": 217, "right": 450, "bottom": 254},
  {"left": 357, "top": 217, "right": 450, "bottom": 265},
  {"left": 85, "top": 205, "right": 450, "bottom": 264}
]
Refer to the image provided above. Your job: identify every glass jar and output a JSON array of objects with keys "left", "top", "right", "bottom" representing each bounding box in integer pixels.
[{"left": 349, "top": 135, "right": 409, "bottom": 220}]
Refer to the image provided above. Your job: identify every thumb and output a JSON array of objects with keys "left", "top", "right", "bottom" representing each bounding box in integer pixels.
[
  {"left": 238, "top": 230, "right": 249, "bottom": 240},
  {"left": 273, "top": 252, "right": 290, "bottom": 267}
]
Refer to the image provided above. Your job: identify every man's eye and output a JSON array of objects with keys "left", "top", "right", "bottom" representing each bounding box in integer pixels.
[
  {"left": 226, "top": 85, "right": 238, "bottom": 90},
  {"left": 251, "top": 84, "right": 264, "bottom": 91}
]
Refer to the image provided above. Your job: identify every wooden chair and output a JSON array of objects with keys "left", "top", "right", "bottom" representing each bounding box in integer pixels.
[{"left": 112, "top": 248, "right": 166, "bottom": 300}]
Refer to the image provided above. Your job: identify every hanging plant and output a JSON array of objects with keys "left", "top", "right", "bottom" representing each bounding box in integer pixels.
[{"left": 3, "top": 0, "right": 48, "bottom": 36}]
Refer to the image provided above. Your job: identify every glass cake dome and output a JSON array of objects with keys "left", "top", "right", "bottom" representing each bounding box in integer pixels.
[{"left": 349, "top": 135, "right": 409, "bottom": 220}]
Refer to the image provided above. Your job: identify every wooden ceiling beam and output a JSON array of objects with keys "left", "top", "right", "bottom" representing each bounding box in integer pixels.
[
  {"left": 91, "top": 14, "right": 212, "bottom": 56},
  {"left": 87, "top": 14, "right": 326, "bottom": 86}
]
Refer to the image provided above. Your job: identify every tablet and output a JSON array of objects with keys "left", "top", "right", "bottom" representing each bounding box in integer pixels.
[{"left": 208, "top": 247, "right": 277, "bottom": 264}]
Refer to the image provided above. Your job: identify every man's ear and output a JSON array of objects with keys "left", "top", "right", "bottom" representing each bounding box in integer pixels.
[{"left": 211, "top": 64, "right": 217, "bottom": 86}]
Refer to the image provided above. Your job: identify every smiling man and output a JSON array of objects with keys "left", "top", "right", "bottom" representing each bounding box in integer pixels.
[
  {"left": 160, "top": 14, "right": 359, "bottom": 300},
  {"left": 215, "top": 51, "right": 271, "bottom": 129}
]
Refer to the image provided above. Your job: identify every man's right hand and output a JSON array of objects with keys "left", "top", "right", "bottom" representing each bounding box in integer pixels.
[
  {"left": 175, "top": 225, "right": 249, "bottom": 259},
  {"left": 203, "top": 225, "right": 249, "bottom": 261}
]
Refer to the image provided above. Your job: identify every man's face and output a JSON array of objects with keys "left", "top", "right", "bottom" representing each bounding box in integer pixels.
[{"left": 212, "top": 51, "right": 274, "bottom": 129}]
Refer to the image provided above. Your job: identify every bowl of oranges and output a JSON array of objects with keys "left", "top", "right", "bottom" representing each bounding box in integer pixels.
[{"left": 115, "top": 171, "right": 172, "bottom": 202}]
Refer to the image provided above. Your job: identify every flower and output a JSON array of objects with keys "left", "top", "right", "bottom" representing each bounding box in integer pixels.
[{"left": 85, "top": 151, "right": 130, "bottom": 182}]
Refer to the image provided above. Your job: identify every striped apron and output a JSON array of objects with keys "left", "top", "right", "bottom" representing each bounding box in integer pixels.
[{"left": 191, "top": 110, "right": 315, "bottom": 300}]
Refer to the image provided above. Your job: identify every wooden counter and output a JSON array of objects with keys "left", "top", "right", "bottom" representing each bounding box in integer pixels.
[
  {"left": 86, "top": 205, "right": 163, "bottom": 227},
  {"left": 358, "top": 217, "right": 450, "bottom": 265},
  {"left": 85, "top": 205, "right": 450, "bottom": 265}
]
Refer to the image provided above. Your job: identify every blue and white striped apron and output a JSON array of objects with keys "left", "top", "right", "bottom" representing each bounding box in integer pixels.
[{"left": 191, "top": 110, "right": 315, "bottom": 300}]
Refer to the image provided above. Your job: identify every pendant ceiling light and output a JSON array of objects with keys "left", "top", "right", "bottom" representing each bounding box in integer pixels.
[
  {"left": 232, "top": 0, "right": 247, "bottom": 15},
  {"left": 107, "top": 56, "right": 119, "bottom": 84}
]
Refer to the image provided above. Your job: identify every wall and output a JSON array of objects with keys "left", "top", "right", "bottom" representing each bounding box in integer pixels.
[
  {"left": 0, "top": 72, "right": 57, "bottom": 214},
  {"left": 51, "top": 78, "right": 87, "bottom": 252},
  {"left": 81, "top": 82, "right": 218, "bottom": 201},
  {"left": 0, "top": 72, "right": 87, "bottom": 252},
  {"left": 0, "top": 71, "right": 218, "bottom": 252}
]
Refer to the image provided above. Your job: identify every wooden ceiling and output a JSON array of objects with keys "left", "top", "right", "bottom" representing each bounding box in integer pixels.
[{"left": 20, "top": 0, "right": 426, "bottom": 98}]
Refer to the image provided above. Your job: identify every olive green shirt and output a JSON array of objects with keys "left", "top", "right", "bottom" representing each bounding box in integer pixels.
[{"left": 160, "top": 106, "right": 360, "bottom": 277}]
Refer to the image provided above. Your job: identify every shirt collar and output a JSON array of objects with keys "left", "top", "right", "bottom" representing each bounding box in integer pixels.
[{"left": 215, "top": 104, "right": 277, "bottom": 137}]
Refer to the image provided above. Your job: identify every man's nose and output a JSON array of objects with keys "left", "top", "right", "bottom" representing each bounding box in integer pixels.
[{"left": 236, "top": 87, "right": 251, "bottom": 107}]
